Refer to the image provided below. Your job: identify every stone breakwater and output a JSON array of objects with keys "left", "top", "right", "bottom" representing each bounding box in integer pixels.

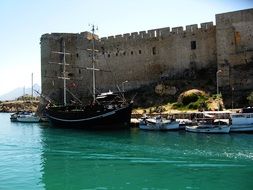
[{"left": 0, "top": 100, "right": 39, "bottom": 113}]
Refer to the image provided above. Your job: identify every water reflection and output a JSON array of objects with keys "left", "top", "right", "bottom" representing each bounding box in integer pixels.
[
  {"left": 1, "top": 112, "right": 253, "bottom": 189},
  {"left": 39, "top": 125, "right": 253, "bottom": 189},
  {"left": 40, "top": 126, "right": 137, "bottom": 189},
  {"left": 0, "top": 113, "right": 44, "bottom": 190}
]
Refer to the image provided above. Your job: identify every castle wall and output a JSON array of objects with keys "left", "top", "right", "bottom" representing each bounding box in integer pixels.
[
  {"left": 41, "top": 9, "right": 253, "bottom": 104},
  {"left": 216, "top": 8, "right": 253, "bottom": 91},
  {"left": 97, "top": 22, "right": 216, "bottom": 92},
  {"left": 41, "top": 23, "right": 216, "bottom": 102}
]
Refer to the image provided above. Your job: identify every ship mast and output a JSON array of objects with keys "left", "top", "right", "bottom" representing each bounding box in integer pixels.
[
  {"left": 63, "top": 42, "right": 67, "bottom": 106},
  {"left": 31, "top": 72, "right": 33, "bottom": 99},
  {"left": 92, "top": 25, "right": 96, "bottom": 103},
  {"left": 86, "top": 25, "right": 99, "bottom": 103},
  {"left": 51, "top": 41, "right": 70, "bottom": 106}
]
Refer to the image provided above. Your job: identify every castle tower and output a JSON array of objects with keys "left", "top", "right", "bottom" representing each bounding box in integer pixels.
[{"left": 216, "top": 8, "right": 253, "bottom": 93}]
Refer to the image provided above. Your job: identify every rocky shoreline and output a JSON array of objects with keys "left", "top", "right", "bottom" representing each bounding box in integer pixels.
[{"left": 0, "top": 100, "right": 39, "bottom": 113}]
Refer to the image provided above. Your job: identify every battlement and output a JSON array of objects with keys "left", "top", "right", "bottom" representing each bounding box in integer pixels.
[
  {"left": 41, "top": 21, "right": 215, "bottom": 47},
  {"left": 100, "top": 22, "right": 214, "bottom": 43}
]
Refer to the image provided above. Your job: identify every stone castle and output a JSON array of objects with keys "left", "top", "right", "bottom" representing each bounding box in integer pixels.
[{"left": 41, "top": 8, "right": 253, "bottom": 106}]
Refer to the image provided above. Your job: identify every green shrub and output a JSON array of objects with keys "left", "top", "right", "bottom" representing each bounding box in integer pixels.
[
  {"left": 247, "top": 92, "right": 253, "bottom": 105},
  {"left": 187, "top": 102, "right": 199, "bottom": 109},
  {"left": 181, "top": 93, "right": 199, "bottom": 105},
  {"left": 187, "top": 98, "right": 208, "bottom": 110},
  {"left": 172, "top": 102, "right": 183, "bottom": 109}
]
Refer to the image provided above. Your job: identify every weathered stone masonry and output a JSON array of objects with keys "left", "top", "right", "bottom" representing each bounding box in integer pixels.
[
  {"left": 41, "top": 9, "right": 253, "bottom": 104},
  {"left": 216, "top": 9, "right": 253, "bottom": 89}
]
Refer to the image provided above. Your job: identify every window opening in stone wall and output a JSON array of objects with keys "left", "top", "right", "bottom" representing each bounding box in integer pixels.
[
  {"left": 108, "top": 54, "right": 110, "bottom": 58},
  {"left": 152, "top": 47, "right": 156, "bottom": 55},
  {"left": 76, "top": 53, "right": 79, "bottom": 58},
  {"left": 234, "top": 31, "right": 241, "bottom": 45},
  {"left": 123, "top": 52, "right": 126, "bottom": 56},
  {"left": 139, "top": 50, "right": 142, "bottom": 54},
  {"left": 116, "top": 53, "right": 118, "bottom": 56},
  {"left": 131, "top": 51, "right": 133, "bottom": 55},
  {"left": 68, "top": 73, "right": 74, "bottom": 77},
  {"left": 79, "top": 69, "right": 81, "bottom": 74},
  {"left": 101, "top": 46, "right": 105, "bottom": 54},
  {"left": 191, "top": 41, "right": 196, "bottom": 50}
]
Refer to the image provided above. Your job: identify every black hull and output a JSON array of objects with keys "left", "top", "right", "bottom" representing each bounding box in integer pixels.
[{"left": 45, "top": 103, "right": 133, "bottom": 130}]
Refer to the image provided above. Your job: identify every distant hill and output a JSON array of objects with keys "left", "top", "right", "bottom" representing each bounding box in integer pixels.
[{"left": 0, "top": 84, "right": 41, "bottom": 101}]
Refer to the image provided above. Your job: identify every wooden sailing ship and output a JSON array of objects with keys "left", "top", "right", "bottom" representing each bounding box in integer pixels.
[{"left": 45, "top": 26, "right": 133, "bottom": 129}]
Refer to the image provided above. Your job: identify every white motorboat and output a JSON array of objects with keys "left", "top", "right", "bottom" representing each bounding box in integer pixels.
[
  {"left": 185, "top": 118, "right": 230, "bottom": 134},
  {"left": 230, "top": 107, "right": 253, "bottom": 132},
  {"left": 177, "top": 119, "right": 193, "bottom": 130},
  {"left": 139, "top": 116, "right": 179, "bottom": 131},
  {"left": 10, "top": 111, "right": 40, "bottom": 123}
]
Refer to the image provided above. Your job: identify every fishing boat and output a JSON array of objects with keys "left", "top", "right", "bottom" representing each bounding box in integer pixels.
[
  {"left": 185, "top": 117, "right": 230, "bottom": 133},
  {"left": 10, "top": 74, "right": 41, "bottom": 123},
  {"left": 10, "top": 111, "right": 40, "bottom": 123},
  {"left": 45, "top": 26, "right": 133, "bottom": 129},
  {"left": 230, "top": 107, "right": 253, "bottom": 132},
  {"left": 139, "top": 115, "right": 179, "bottom": 131}
]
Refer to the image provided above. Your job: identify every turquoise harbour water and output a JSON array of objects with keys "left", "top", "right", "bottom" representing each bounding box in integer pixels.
[{"left": 0, "top": 113, "right": 253, "bottom": 190}]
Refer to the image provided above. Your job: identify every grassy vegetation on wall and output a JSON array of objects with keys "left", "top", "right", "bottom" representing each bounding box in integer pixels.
[{"left": 172, "top": 89, "right": 209, "bottom": 110}]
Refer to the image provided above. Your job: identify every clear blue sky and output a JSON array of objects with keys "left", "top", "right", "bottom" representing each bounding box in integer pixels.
[{"left": 0, "top": 0, "right": 252, "bottom": 95}]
